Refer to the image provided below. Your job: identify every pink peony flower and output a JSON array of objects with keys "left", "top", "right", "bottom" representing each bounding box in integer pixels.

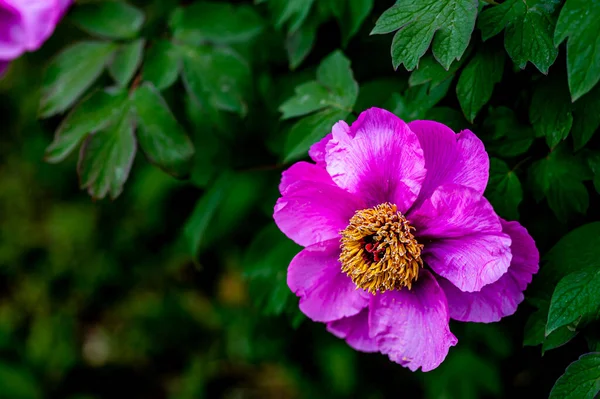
[
  {"left": 273, "top": 107, "right": 539, "bottom": 371},
  {"left": 0, "top": 0, "right": 72, "bottom": 75}
]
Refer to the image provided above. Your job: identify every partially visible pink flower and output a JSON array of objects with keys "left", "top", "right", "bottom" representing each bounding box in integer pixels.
[
  {"left": 0, "top": 0, "right": 72, "bottom": 75},
  {"left": 274, "top": 107, "right": 539, "bottom": 371}
]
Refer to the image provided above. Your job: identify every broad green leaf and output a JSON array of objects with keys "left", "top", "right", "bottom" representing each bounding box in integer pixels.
[
  {"left": 549, "top": 353, "right": 600, "bottom": 399},
  {"left": 77, "top": 106, "right": 137, "bottom": 200},
  {"left": 180, "top": 45, "right": 251, "bottom": 116},
  {"left": 372, "top": 0, "right": 478, "bottom": 71},
  {"left": 70, "top": 2, "right": 145, "bottom": 40},
  {"left": 142, "top": 40, "right": 181, "bottom": 91},
  {"left": 329, "top": 0, "right": 374, "bottom": 45},
  {"left": 283, "top": 108, "right": 349, "bottom": 162},
  {"left": 542, "top": 326, "right": 579, "bottom": 353},
  {"left": 555, "top": 0, "right": 600, "bottom": 100},
  {"left": 409, "top": 53, "right": 468, "bottom": 88},
  {"left": 108, "top": 39, "right": 145, "bottom": 87},
  {"left": 485, "top": 158, "right": 522, "bottom": 220},
  {"left": 390, "top": 79, "right": 452, "bottom": 121},
  {"left": 529, "top": 76, "right": 573, "bottom": 148},
  {"left": 39, "top": 41, "right": 117, "bottom": 118},
  {"left": 529, "top": 145, "right": 591, "bottom": 222},
  {"left": 523, "top": 304, "right": 578, "bottom": 350},
  {"left": 572, "top": 83, "right": 600, "bottom": 150},
  {"left": 483, "top": 107, "right": 535, "bottom": 157},
  {"left": 478, "top": 0, "right": 560, "bottom": 74},
  {"left": 547, "top": 270, "right": 600, "bottom": 335},
  {"left": 243, "top": 225, "right": 302, "bottom": 317},
  {"left": 132, "top": 83, "right": 194, "bottom": 178},
  {"left": 270, "top": 0, "right": 315, "bottom": 33},
  {"left": 169, "top": 2, "right": 264, "bottom": 45},
  {"left": 183, "top": 172, "right": 231, "bottom": 257},
  {"left": 0, "top": 362, "right": 41, "bottom": 399},
  {"left": 45, "top": 89, "right": 128, "bottom": 163},
  {"left": 279, "top": 81, "right": 333, "bottom": 119},
  {"left": 286, "top": 19, "right": 318, "bottom": 69},
  {"left": 456, "top": 48, "right": 504, "bottom": 122}
]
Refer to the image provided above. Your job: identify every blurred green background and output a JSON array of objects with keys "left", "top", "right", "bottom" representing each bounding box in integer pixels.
[{"left": 0, "top": 0, "right": 591, "bottom": 398}]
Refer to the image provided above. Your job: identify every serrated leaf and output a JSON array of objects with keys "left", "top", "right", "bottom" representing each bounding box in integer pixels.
[
  {"left": 547, "top": 270, "right": 600, "bottom": 335},
  {"left": 39, "top": 41, "right": 117, "bottom": 118},
  {"left": 456, "top": 48, "right": 504, "bottom": 122},
  {"left": 529, "top": 144, "right": 592, "bottom": 222},
  {"left": 372, "top": 0, "right": 478, "bottom": 71},
  {"left": 132, "top": 83, "right": 194, "bottom": 178},
  {"left": 77, "top": 106, "right": 137, "bottom": 200},
  {"left": 180, "top": 45, "right": 251, "bottom": 116},
  {"left": 390, "top": 79, "right": 452, "bottom": 121},
  {"left": 283, "top": 108, "right": 349, "bottom": 162},
  {"left": 572, "top": 83, "right": 600, "bottom": 150},
  {"left": 478, "top": 0, "right": 560, "bottom": 74},
  {"left": 329, "top": 0, "right": 374, "bottom": 45},
  {"left": 169, "top": 2, "right": 264, "bottom": 45},
  {"left": 142, "top": 40, "right": 181, "bottom": 91},
  {"left": 108, "top": 39, "right": 145, "bottom": 87},
  {"left": 70, "top": 2, "right": 145, "bottom": 40},
  {"left": 45, "top": 89, "right": 129, "bottom": 163},
  {"left": 549, "top": 353, "right": 600, "bottom": 399},
  {"left": 529, "top": 75, "right": 573, "bottom": 148},
  {"left": 485, "top": 158, "right": 522, "bottom": 220},
  {"left": 555, "top": 0, "right": 600, "bottom": 100}
]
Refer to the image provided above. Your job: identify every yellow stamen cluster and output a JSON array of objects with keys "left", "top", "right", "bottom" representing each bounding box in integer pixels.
[{"left": 340, "top": 203, "right": 424, "bottom": 294}]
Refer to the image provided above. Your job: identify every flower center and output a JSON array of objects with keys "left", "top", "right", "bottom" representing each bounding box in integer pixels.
[{"left": 339, "top": 203, "right": 424, "bottom": 294}]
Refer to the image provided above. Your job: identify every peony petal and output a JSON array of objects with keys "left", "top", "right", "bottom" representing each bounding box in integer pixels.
[
  {"left": 19, "top": 0, "right": 64, "bottom": 51},
  {"left": 288, "top": 240, "right": 369, "bottom": 322},
  {"left": 0, "top": 2, "right": 24, "bottom": 59},
  {"left": 325, "top": 107, "right": 426, "bottom": 212},
  {"left": 439, "top": 220, "right": 539, "bottom": 322},
  {"left": 409, "top": 185, "right": 503, "bottom": 239},
  {"left": 327, "top": 308, "right": 378, "bottom": 352},
  {"left": 274, "top": 180, "right": 363, "bottom": 247},
  {"left": 369, "top": 270, "right": 457, "bottom": 372},
  {"left": 279, "top": 161, "right": 332, "bottom": 195},
  {"left": 408, "top": 121, "right": 488, "bottom": 207},
  {"left": 423, "top": 232, "right": 512, "bottom": 293}
]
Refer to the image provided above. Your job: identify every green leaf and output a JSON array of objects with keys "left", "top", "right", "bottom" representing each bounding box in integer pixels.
[
  {"left": 390, "top": 79, "right": 452, "bottom": 121},
  {"left": 70, "top": 1, "right": 145, "bottom": 40},
  {"left": 372, "top": 0, "right": 478, "bottom": 71},
  {"left": 271, "top": 0, "right": 315, "bottom": 33},
  {"left": 180, "top": 45, "right": 251, "bottom": 116},
  {"left": 286, "top": 18, "right": 318, "bottom": 69},
  {"left": 529, "top": 144, "right": 591, "bottom": 222},
  {"left": 243, "top": 225, "right": 302, "bottom": 317},
  {"left": 572, "top": 84, "right": 600, "bottom": 150},
  {"left": 169, "top": 2, "right": 264, "bottom": 45},
  {"left": 108, "top": 39, "right": 145, "bottom": 87},
  {"left": 425, "top": 107, "right": 469, "bottom": 132},
  {"left": 478, "top": 0, "right": 560, "bottom": 74},
  {"left": 523, "top": 304, "right": 578, "bottom": 350},
  {"left": 77, "top": 106, "right": 137, "bottom": 200},
  {"left": 529, "top": 75, "right": 573, "bottom": 149},
  {"left": 456, "top": 48, "right": 504, "bottom": 122},
  {"left": 0, "top": 362, "right": 41, "bottom": 399},
  {"left": 132, "top": 83, "right": 195, "bottom": 178},
  {"left": 281, "top": 51, "right": 358, "bottom": 161},
  {"left": 485, "top": 158, "right": 522, "bottom": 220},
  {"left": 547, "top": 270, "right": 600, "bottom": 335},
  {"left": 329, "top": 0, "right": 374, "bottom": 45},
  {"left": 554, "top": 0, "right": 600, "bottom": 100},
  {"left": 283, "top": 108, "right": 349, "bottom": 162},
  {"left": 587, "top": 152, "right": 600, "bottom": 194},
  {"left": 483, "top": 107, "right": 535, "bottom": 157},
  {"left": 45, "top": 89, "right": 129, "bottom": 163},
  {"left": 142, "top": 40, "right": 181, "bottom": 91},
  {"left": 549, "top": 353, "right": 600, "bottom": 399},
  {"left": 39, "top": 41, "right": 117, "bottom": 118},
  {"left": 355, "top": 78, "right": 407, "bottom": 113},
  {"left": 409, "top": 53, "right": 468, "bottom": 88}
]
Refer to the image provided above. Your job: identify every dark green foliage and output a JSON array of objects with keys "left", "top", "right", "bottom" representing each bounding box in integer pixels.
[{"left": 2, "top": 0, "right": 600, "bottom": 397}]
